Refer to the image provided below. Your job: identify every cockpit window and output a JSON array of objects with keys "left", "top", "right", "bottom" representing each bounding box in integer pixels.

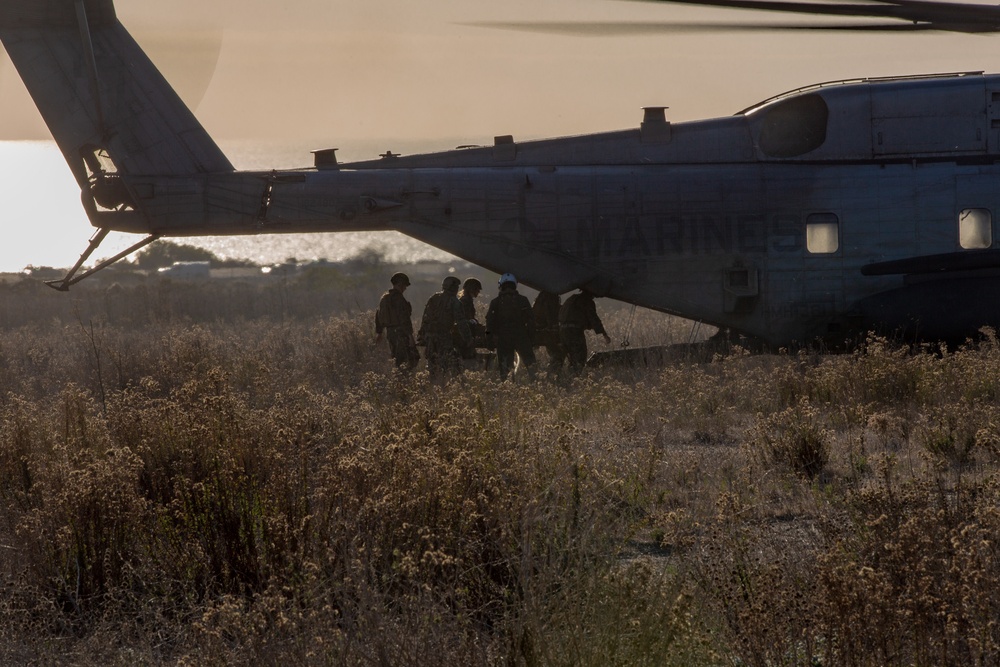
[{"left": 757, "top": 94, "right": 829, "bottom": 158}]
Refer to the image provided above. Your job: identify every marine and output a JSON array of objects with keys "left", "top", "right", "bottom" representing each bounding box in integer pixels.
[
  {"left": 375, "top": 272, "right": 419, "bottom": 370},
  {"left": 459, "top": 277, "right": 487, "bottom": 351},
  {"left": 485, "top": 273, "right": 536, "bottom": 379},
  {"left": 419, "top": 276, "right": 473, "bottom": 379},
  {"left": 558, "top": 288, "right": 611, "bottom": 373}
]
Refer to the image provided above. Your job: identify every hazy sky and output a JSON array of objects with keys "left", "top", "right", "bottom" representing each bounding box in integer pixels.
[{"left": 1, "top": 0, "right": 997, "bottom": 153}]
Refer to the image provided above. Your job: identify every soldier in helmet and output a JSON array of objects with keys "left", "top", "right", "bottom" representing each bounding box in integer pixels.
[
  {"left": 419, "top": 275, "right": 473, "bottom": 379},
  {"left": 459, "top": 277, "right": 486, "bottom": 350},
  {"left": 486, "top": 273, "right": 536, "bottom": 379},
  {"left": 558, "top": 288, "right": 611, "bottom": 373},
  {"left": 375, "top": 272, "right": 419, "bottom": 370}
]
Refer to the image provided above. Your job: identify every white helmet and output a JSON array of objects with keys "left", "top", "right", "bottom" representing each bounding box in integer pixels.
[{"left": 498, "top": 273, "right": 517, "bottom": 287}]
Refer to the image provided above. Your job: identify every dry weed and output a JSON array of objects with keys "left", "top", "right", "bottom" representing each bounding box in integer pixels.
[{"left": 2, "top": 280, "right": 1000, "bottom": 664}]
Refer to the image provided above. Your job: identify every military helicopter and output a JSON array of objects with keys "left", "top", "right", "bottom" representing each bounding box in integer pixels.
[{"left": 4, "top": 0, "right": 1000, "bottom": 348}]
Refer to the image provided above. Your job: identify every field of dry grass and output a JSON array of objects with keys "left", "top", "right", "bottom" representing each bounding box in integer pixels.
[{"left": 2, "top": 269, "right": 1000, "bottom": 665}]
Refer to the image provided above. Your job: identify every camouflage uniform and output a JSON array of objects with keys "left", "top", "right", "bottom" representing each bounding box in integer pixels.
[
  {"left": 532, "top": 291, "right": 565, "bottom": 373},
  {"left": 486, "top": 286, "right": 536, "bottom": 377},
  {"left": 375, "top": 287, "right": 419, "bottom": 369},
  {"left": 459, "top": 289, "right": 487, "bottom": 350},
  {"left": 419, "top": 283, "right": 472, "bottom": 379},
  {"left": 558, "top": 291, "right": 607, "bottom": 372}
]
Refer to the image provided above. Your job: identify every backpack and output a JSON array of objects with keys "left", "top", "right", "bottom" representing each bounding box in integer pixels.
[{"left": 423, "top": 292, "right": 457, "bottom": 337}]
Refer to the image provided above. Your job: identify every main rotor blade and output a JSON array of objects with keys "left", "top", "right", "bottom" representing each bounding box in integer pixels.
[
  {"left": 638, "top": 0, "right": 1000, "bottom": 32},
  {"left": 136, "top": 27, "right": 224, "bottom": 110},
  {"left": 0, "top": 26, "right": 223, "bottom": 112},
  {"left": 466, "top": 19, "right": 940, "bottom": 35}
]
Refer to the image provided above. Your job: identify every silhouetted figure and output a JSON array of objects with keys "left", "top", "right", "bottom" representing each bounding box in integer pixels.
[
  {"left": 419, "top": 276, "right": 472, "bottom": 379},
  {"left": 375, "top": 272, "right": 419, "bottom": 370},
  {"left": 558, "top": 289, "right": 611, "bottom": 373},
  {"left": 486, "top": 273, "right": 536, "bottom": 379},
  {"left": 459, "top": 277, "right": 486, "bottom": 352}
]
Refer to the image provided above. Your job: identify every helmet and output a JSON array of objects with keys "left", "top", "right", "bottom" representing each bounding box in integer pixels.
[
  {"left": 442, "top": 276, "right": 461, "bottom": 292},
  {"left": 463, "top": 278, "right": 482, "bottom": 292},
  {"left": 390, "top": 272, "right": 410, "bottom": 287},
  {"left": 498, "top": 273, "right": 517, "bottom": 287}
]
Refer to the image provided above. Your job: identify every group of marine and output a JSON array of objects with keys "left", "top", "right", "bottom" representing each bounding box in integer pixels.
[{"left": 374, "top": 272, "right": 612, "bottom": 379}]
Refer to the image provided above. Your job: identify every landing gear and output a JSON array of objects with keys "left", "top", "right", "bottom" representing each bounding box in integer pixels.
[{"left": 44, "top": 228, "right": 159, "bottom": 291}]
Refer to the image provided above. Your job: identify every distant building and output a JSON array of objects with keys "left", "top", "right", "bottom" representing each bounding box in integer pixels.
[{"left": 157, "top": 261, "right": 211, "bottom": 279}]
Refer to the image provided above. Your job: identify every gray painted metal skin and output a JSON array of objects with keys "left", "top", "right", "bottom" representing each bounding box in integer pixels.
[{"left": 4, "top": 0, "right": 1000, "bottom": 347}]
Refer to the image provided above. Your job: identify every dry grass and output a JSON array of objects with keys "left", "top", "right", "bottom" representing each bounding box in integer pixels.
[{"left": 2, "top": 274, "right": 1000, "bottom": 665}]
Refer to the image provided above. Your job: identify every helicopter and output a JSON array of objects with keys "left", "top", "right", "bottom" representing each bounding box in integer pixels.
[{"left": 4, "top": 0, "right": 1000, "bottom": 348}]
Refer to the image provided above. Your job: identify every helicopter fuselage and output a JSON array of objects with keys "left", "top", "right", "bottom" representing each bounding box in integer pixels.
[{"left": 91, "top": 71, "right": 1000, "bottom": 346}]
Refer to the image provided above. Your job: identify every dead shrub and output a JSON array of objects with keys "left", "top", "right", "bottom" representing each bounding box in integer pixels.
[{"left": 748, "top": 399, "right": 830, "bottom": 480}]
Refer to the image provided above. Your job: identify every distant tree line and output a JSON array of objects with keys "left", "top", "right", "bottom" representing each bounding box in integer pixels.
[{"left": 130, "top": 241, "right": 258, "bottom": 270}]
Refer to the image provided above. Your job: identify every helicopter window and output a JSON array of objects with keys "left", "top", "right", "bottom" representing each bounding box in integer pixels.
[
  {"left": 959, "top": 208, "right": 992, "bottom": 249},
  {"left": 757, "top": 94, "right": 828, "bottom": 158},
  {"left": 806, "top": 213, "right": 839, "bottom": 254}
]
